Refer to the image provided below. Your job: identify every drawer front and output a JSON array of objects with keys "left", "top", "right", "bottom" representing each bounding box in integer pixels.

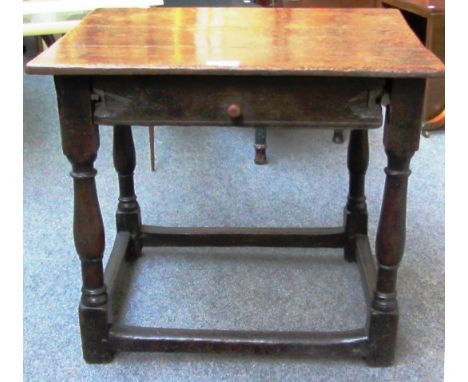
[{"left": 92, "top": 76, "right": 384, "bottom": 129}]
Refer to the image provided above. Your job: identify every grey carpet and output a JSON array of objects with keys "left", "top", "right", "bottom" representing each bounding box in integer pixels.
[{"left": 23, "top": 59, "right": 444, "bottom": 381}]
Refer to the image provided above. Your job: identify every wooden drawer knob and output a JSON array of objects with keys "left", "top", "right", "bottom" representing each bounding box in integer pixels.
[{"left": 227, "top": 104, "right": 242, "bottom": 119}]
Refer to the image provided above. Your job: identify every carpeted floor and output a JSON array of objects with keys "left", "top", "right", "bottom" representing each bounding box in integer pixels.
[{"left": 23, "top": 51, "right": 444, "bottom": 382}]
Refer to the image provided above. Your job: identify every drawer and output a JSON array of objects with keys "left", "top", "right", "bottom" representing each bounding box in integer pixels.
[{"left": 92, "top": 76, "right": 384, "bottom": 129}]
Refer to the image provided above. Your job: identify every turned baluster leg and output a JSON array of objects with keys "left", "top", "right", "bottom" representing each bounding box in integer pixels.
[
  {"left": 254, "top": 127, "right": 267, "bottom": 164},
  {"left": 55, "top": 76, "right": 113, "bottom": 363},
  {"left": 344, "top": 129, "right": 369, "bottom": 262},
  {"left": 113, "top": 125, "right": 142, "bottom": 259},
  {"left": 367, "top": 79, "right": 425, "bottom": 366}
]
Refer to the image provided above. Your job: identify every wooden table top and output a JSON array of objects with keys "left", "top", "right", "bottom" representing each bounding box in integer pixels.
[
  {"left": 26, "top": 7, "right": 444, "bottom": 78},
  {"left": 380, "top": 0, "right": 444, "bottom": 17}
]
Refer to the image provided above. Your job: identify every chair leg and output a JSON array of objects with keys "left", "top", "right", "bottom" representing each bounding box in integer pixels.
[
  {"left": 42, "top": 34, "right": 56, "bottom": 47},
  {"left": 254, "top": 127, "right": 267, "bottom": 165},
  {"left": 332, "top": 129, "right": 344, "bottom": 144},
  {"left": 149, "top": 126, "right": 156, "bottom": 171}
]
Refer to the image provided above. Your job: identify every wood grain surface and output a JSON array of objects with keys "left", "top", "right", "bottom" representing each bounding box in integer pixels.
[{"left": 26, "top": 7, "right": 444, "bottom": 77}]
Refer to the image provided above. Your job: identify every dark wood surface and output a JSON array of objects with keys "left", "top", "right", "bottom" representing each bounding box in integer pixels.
[
  {"left": 54, "top": 76, "right": 113, "bottom": 363},
  {"left": 113, "top": 125, "right": 142, "bottom": 259},
  {"left": 109, "top": 325, "right": 368, "bottom": 355},
  {"left": 344, "top": 129, "right": 369, "bottom": 262},
  {"left": 367, "top": 78, "right": 425, "bottom": 365},
  {"left": 26, "top": 8, "right": 443, "bottom": 77},
  {"left": 92, "top": 76, "right": 384, "bottom": 128},
  {"left": 140, "top": 225, "right": 346, "bottom": 247}
]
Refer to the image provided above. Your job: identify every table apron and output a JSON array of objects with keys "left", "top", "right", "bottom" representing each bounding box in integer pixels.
[{"left": 92, "top": 76, "right": 385, "bottom": 128}]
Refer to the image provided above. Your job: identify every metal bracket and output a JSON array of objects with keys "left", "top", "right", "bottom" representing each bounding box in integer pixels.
[
  {"left": 91, "top": 89, "right": 105, "bottom": 103},
  {"left": 368, "top": 88, "right": 390, "bottom": 108},
  {"left": 92, "top": 89, "right": 132, "bottom": 119}
]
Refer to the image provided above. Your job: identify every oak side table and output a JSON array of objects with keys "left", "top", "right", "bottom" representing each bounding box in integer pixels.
[{"left": 26, "top": 7, "right": 444, "bottom": 366}]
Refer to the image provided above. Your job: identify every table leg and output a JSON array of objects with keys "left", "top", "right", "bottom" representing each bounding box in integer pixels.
[
  {"left": 55, "top": 76, "right": 113, "bottom": 363},
  {"left": 367, "top": 79, "right": 425, "bottom": 366},
  {"left": 344, "top": 129, "right": 369, "bottom": 262},
  {"left": 113, "top": 125, "right": 142, "bottom": 259}
]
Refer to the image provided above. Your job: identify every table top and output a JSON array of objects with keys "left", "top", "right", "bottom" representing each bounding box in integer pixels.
[
  {"left": 380, "top": 0, "right": 444, "bottom": 17},
  {"left": 25, "top": 7, "right": 444, "bottom": 78}
]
